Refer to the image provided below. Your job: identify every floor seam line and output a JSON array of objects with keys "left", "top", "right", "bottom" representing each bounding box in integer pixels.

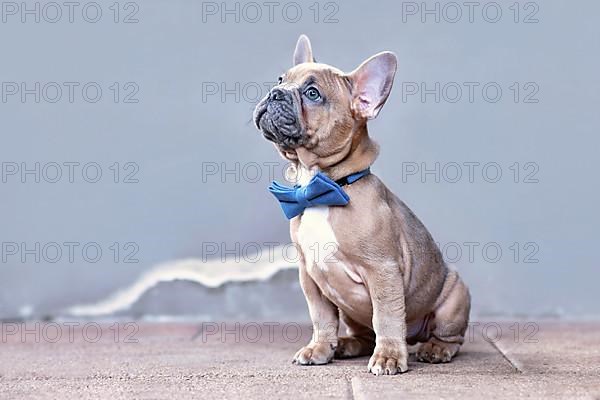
[
  {"left": 349, "top": 376, "right": 360, "bottom": 400},
  {"left": 490, "top": 340, "right": 524, "bottom": 373}
]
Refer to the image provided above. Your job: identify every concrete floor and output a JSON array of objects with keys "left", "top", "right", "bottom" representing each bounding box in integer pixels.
[{"left": 1, "top": 321, "right": 599, "bottom": 399}]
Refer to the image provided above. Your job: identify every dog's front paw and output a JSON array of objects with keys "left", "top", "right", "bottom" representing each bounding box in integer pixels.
[
  {"left": 292, "top": 342, "right": 335, "bottom": 365},
  {"left": 367, "top": 341, "right": 409, "bottom": 375}
]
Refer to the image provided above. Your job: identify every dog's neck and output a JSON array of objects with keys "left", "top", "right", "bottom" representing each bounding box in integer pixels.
[
  {"left": 293, "top": 123, "right": 379, "bottom": 183},
  {"left": 325, "top": 124, "right": 379, "bottom": 181}
]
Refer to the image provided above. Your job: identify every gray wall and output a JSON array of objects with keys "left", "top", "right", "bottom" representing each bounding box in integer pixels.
[{"left": 1, "top": 0, "right": 598, "bottom": 320}]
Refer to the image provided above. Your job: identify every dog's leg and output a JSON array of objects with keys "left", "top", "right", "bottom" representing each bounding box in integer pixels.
[
  {"left": 335, "top": 312, "right": 375, "bottom": 359},
  {"left": 366, "top": 265, "right": 409, "bottom": 375},
  {"left": 416, "top": 270, "right": 471, "bottom": 363},
  {"left": 292, "top": 263, "right": 339, "bottom": 365}
]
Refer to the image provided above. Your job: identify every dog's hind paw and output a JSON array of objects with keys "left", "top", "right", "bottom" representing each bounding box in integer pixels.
[
  {"left": 416, "top": 339, "right": 460, "bottom": 363},
  {"left": 334, "top": 336, "right": 375, "bottom": 359}
]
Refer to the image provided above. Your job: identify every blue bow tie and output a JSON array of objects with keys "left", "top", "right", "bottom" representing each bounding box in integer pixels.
[{"left": 268, "top": 168, "right": 371, "bottom": 220}]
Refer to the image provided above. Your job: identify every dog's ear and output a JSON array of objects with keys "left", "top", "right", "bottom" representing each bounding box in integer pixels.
[
  {"left": 293, "top": 34, "right": 314, "bottom": 66},
  {"left": 348, "top": 52, "right": 397, "bottom": 120}
]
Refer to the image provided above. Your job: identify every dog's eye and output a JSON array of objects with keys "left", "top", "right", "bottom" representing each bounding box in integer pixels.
[
  {"left": 304, "top": 87, "right": 321, "bottom": 101},
  {"left": 277, "top": 76, "right": 283, "bottom": 84}
]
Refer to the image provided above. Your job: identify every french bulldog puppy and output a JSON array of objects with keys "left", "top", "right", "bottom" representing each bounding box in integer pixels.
[{"left": 253, "top": 35, "right": 470, "bottom": 375}]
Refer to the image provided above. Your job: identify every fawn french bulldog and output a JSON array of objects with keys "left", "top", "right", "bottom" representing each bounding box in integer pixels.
[{"left": 253, "top": 35, "right": 470, "bottom": 375}]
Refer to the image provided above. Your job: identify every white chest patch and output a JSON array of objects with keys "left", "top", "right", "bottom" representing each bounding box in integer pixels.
[
  {"left": 295, "top": 168, "right": 336, "bottom": 272},
  {"left": 293, "top": 166, "right": 363, "bottom": 285},
  {"left": 296, "top": 206, "right": 363, "bottom": 284},
  {"left": 296, "top": 207, "right": 335, "bottom": 273}
]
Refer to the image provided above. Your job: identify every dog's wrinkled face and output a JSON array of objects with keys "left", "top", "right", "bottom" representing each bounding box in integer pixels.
[
  {"left": 254, "top": 63, "right": 352, "bottom": 156},
  {"left": 253, "top": 35, "right": 397, "bottom": 166}
]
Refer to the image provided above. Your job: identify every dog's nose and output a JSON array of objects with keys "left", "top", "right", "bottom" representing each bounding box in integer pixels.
[{"left": 269, "top": 88, "right": 286, "bottom": 102}]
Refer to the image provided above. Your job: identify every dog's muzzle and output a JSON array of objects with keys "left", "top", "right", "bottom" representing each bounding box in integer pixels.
[{"left": 253, "top": 87, "right": 304, "bottom": 148}]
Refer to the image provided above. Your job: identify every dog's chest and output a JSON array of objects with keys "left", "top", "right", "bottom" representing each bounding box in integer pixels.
[{"left": 295, "top": 207, "right": 364, "bottom": 286}]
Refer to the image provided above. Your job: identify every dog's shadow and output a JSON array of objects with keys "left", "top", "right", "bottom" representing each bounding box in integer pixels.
[{"left": 330, "top": 350, "right": 481, "bottom": 374}]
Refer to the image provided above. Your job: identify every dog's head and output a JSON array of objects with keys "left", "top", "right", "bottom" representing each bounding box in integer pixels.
[{"left": 253, "top": 35, "right": 397, "bottom": 168}]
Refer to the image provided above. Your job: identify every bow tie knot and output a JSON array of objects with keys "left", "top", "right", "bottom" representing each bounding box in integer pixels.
[
  {"left": 268, "top": 169, "right": 370, "bottom": 220},
  {"left": 294, "top": 185, "right": 310, "bottom": 210}
]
